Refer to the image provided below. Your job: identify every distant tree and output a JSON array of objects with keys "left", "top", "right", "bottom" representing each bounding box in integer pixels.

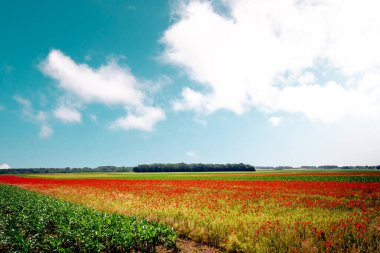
[
  {"left": 318, "top": 165, "right": 339, "bottom": 169},
  {"left": 301, "top": 166, "right": 317, "bottom": 169},
  {"left": 133, "top": 163, "right": 255, "bottom": 173}
]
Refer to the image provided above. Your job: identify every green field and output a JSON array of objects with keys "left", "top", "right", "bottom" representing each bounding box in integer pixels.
[
  {"left": 22, "top": 170, "right": 380, "bottom": 182},
  {"left": 0, "top": 185, "right": 177, "bottom": 252}
]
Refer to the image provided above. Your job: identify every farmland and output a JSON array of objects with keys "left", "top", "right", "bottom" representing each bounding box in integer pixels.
[
  {"left": 1, "top": 170, "right": 380, "bottom": 252},
  {"left": 23, "top": 170, "right": 380, "bottom": 182},
  {"left": 0, "top": 185, "right": 177, "bottom": 252}
]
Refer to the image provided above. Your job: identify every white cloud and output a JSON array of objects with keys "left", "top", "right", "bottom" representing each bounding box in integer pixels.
[
  {"left": 269, "top": 116, "right": 282, "bottom": 126},
  {"left": 40, "top": 50, "right": 143, "bottom": 107},
  {"left": 14, "top": 95, "right": 31, "bottom": 108},
  {"left": 186, "top": 150, "right": 197, "bottom": 157},
  {"left": 14, "top": 95, "right": 53, "bottom": 138},
  {"left": 53, "top": 105, "right": 81, "bottom": 124},
  {"left": 0, "top": 163, "right": 11, "bottom": 169},
  {"left": 110, "top": 107, "right": 165, "bottom": 131},
  {"left": 193, "top": 117, "right": 207, "bottom": 126},
  {"left": 143, "top": 75, "right": 173, "bottom": 93},
  {"left": 40, "top": 50, "right": 165, "bottom": 131},
  {"left": 173, "top": 87, "right": 211, "bottom": 113},
  {"left": 163, "top": 0, "right": 380, "bottom": 122},
  {"left": 39, "top": 125, "right": 53, "bottom": 138}
]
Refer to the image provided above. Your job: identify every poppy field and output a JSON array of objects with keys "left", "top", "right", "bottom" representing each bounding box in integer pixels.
[{"left": 0, "top": 171, "right": 379, "bottom": 252}]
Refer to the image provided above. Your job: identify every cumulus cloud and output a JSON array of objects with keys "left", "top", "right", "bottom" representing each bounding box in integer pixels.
[
  {"left": 110, "top": 107, "right": 165, "bottom": 131},
  {"left": 172, "top": 87, "right": 211, "bottom": 113},
  {"left": 0, "top": 163, "right": 11, "bottom": 169},
  {"left": 53, "top": 105, "right": 81, "bottom": 124},
  {"left": 14, "top": 95, "right": 53, "bottom": 138},
  {"left": 40, "top": 50, "right": 165, "bottom": 131},
  {"left": 163, "top": 0, "right": 380, "bottom": 122},
  {"left": 269, "top": 116, "right": 282, "bottom": 126}
]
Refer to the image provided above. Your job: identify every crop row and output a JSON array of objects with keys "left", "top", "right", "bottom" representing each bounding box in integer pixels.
[
  {"left": 0, "top": 184, "right": 177, "bottom": 252},
  {"left": 24, "top": 171, "right": 380, "bottom": 182}
]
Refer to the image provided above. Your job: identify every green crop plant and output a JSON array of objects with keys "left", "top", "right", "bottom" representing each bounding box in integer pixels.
[{"left": 0, "top": 185, "right": 177, "bottom": 252}]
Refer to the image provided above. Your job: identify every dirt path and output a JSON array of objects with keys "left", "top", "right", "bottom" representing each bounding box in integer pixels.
[{"left": 157, "top": 238, "right": 221, "bottom": 253}]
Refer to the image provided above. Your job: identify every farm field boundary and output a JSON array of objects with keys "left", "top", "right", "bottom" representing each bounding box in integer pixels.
[
  {"left": 21, "top": 170, "right": 380, "bottom": 182},
  {"left": 1, "top": 173, "right": 379, "bottom": 252}
]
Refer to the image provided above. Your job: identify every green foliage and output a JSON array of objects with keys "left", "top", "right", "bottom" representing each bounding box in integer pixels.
[
  {"left": 134, "top": 163, "right": 256, "bottom": 172},
  {"left": 0, "top": 166, "right": 133, "bottom": 174},
  {"left": 0, "top": 185, "right": 177, "bottom": 252}
]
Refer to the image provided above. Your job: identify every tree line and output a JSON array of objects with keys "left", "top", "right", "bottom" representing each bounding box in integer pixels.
[
  {"left": 2, "top": 163, "right": 379, "bottom": 174},
  {"left": 0, "top": 163, "right": 255, "bottom": 174},
  {"left": 134, "top": 163, "right": 256, "bottom": 172},
  {"left": 0, "top": 166, "right": 133, "bottom": 174}
]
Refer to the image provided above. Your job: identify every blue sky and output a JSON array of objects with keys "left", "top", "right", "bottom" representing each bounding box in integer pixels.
[{"left": 1, "top": 0, "right": 380, "bottom": 168}]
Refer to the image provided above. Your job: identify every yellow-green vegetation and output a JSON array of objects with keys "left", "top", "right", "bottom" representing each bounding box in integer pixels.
[
  {"left": 0, "top": 184, "right": 177, "bottom": 252},
  {"left": 23, "top": 169, "right": 380, "bottom": 182}
]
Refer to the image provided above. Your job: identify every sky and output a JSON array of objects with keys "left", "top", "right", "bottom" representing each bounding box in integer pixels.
[{"left": 1, "top": 0, "right": 380, "bottom": 168}]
